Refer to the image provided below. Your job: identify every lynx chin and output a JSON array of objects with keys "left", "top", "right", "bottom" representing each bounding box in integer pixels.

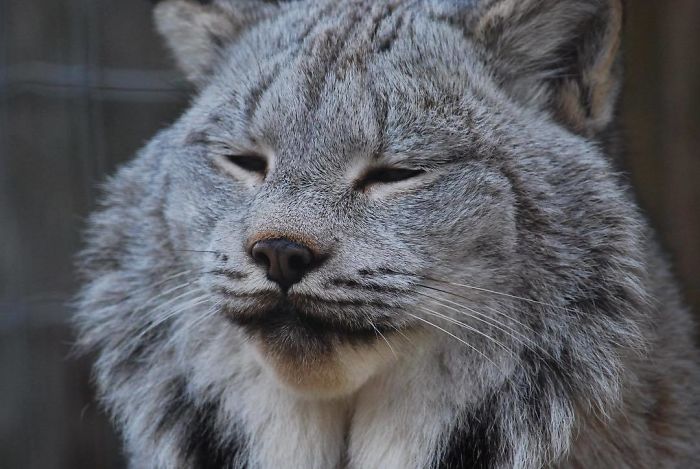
[{"left": 75, "top": 0, "right": 700, "bottom": 467}]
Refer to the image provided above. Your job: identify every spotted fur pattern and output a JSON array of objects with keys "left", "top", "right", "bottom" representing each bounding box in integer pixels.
[{"left": 75, "top": 1, "right": 700, "bottom": 467}]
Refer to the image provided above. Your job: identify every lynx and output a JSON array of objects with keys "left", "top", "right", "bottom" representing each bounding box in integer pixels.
[{"left": 75, "top": 0, "right": 700, "bottom": 467}]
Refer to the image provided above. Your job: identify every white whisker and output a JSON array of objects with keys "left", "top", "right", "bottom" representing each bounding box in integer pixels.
[
  {"left": 414, "top": 289, "right": 555, "bottom": 362},
  {"left": 127, "top": 269, "right": 196, "bottom": 297},
  {"left": 403, "top": 311, "right": 505, "bottom": 375},
  {"left": 129, "top": 293, "right": 211, "bottom": 345},
  {"left": 128, "top": 280, "right": 198, "bottom": 318},
  {"left": 416, "top": 305, "right": 516, "bottom": 359},
  {"left": 422, "top": 275, "right": 579, "bottom": 314},
  {"left": 416, "top": 284, "right": 538, "bottom": 333},
  {"left": 369, "top": 318, "right": 397, "bottom": 359}
]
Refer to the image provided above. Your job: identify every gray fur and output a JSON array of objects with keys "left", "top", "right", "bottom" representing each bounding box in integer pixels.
[{"left": 75, "top": 1, "right": 700, "bottom": 467}]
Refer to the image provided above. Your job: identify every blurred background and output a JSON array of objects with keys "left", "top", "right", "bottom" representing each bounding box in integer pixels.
[{"left": 1, "top": 1, "right": 699, "bottom": 468}]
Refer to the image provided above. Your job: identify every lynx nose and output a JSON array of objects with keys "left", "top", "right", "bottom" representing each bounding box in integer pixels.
[{"left": 249, "top": 239, "right": 316, "bottom": 290}]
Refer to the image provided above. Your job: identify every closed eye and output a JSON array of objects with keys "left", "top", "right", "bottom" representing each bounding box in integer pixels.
[
  {"left": 222, "top": 154, "right": 267, "bottom": 175},
  {"left": 355, "top": 166, "right": 425, "bottom": 191}
]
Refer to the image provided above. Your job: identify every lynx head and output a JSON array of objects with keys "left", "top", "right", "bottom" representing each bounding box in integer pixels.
[{"left": 80, "top": 0, "right": 637, "bottom": 400}]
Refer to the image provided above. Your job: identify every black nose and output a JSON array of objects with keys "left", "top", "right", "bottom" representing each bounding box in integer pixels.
[{"left": 249, "top": 239, "right": 316, "bottom": 290}]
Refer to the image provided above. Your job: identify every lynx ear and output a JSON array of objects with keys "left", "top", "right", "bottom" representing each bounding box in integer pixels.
[
  {"left": 153, "top": 0, "right": 278, "bottom": 84},
  {"left": 469, "top": 0, "right": 624, "bottom": 136}
]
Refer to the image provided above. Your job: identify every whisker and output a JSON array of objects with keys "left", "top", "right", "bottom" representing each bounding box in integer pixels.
[
  {"left": 129, "top": 295, "right": 212, "bottom": 345},
  {"left": 403, "top": 311, "right": 505, "bottom": 375},
  {"left": 417, "top": 292, "right": 523, "bottom": 342},
  {"left": 183, "top": 302, "right": 223, "bottom": 331},
  {"left": 416, "top": 305, "right": 516, "bottom": 359},
  {"left": 416, "top": 284, "right": 548, "bottom": 342},
  {"left": 385, "top": 322, "right": 414, "bottom": 347},
  {"left": 421, "top": 275, "right": 580, "bottom": 314},
  {"left": 363, "top": 313, "right": 397, "bottom": 359},
  {"left": 162, "top": 300, "right": 226, "bottom": 350},
  {"left": 128, "top": 281, "right": 198, "bottom": 317},
  {"left": 87, "top": 274, "right": 198, "bottom": 312},
  {"left": 140, "top": 287, "right": 206, "bottom": 321},
  {"left": 172, "top": 249, "right": 223, "bottom": 255},
  {"left": 415, "top": 284, "right": 537, "bottom": 333},
  {"left": 414, "top": 288, "right": 555, "bottom": 361},
  {"left": 119, "top": 287, "right": 205, "bottom": 346},
  {"left": 79, "top": 257, "right": 197, "bottom": 268},
  {"left": 106, "top": 270, "right": 198, "bottom": 303},
  {"left": 376, "top": 328, "right": 398, "bottom": 359}
]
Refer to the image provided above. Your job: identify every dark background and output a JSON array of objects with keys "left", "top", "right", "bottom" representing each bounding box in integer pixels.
[{"left": 1, "top": 2, "right": 699, "bottom": 468}]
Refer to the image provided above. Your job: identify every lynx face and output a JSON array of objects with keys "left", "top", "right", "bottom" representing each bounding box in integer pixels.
[
  {"left": 178, "top": 31, "right": 517, "bottom": 393},
  {"left": 140, "top": 0, "right": 625, "bottom": 395}
]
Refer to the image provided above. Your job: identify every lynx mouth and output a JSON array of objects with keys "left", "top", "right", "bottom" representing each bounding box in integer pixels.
[
  {"left": 226, "top": 296, "right": 401, "bottom": 349},
  {"left": 223, "top": 295, "right": 413, "bottom": 396}
]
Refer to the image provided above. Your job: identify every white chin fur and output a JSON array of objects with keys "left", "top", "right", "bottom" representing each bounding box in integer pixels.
[{"left": 248, "top": 338, "right": 404, "bottom": 399}]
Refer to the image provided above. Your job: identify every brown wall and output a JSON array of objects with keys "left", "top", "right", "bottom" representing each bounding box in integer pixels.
[
  {"left": 1, "top": 2, "right": 698, "bottom": 468},
  {"left": 622, "top": 1, "right": 700, "bottom": 315}
]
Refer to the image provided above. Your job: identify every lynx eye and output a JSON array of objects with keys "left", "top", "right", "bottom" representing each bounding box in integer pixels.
[
  {"left": 222, "top": 154, "right": 267, "bottom": 175},
  {"left": 355, "top": 166, "right": 425, "bottom": 190}
]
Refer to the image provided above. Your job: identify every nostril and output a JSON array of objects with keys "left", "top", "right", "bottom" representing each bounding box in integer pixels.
[
  {"left": 288, "top": 253, "right": 309, "bottom": 271},
  {"left": 252, "top": 249, "right": 270, "bottom": 267}
]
